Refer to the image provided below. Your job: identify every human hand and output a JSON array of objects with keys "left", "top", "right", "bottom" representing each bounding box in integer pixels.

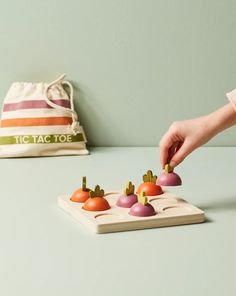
[{"left": 159, "top": 115, "right": 216, "bottom": 168}]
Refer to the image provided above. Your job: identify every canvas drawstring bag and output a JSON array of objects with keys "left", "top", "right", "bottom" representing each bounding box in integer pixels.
[{"left": 0, "top": 74, "right": 89, "bottom": 157}]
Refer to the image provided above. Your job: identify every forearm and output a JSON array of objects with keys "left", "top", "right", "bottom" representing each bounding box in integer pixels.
[{"left": 205, "top": 103, "right": 236, "bottom": 136}]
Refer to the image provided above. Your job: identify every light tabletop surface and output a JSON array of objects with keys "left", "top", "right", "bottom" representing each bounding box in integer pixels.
[{"left": 0, "top": 147, "right": 236, "bottom": 296}]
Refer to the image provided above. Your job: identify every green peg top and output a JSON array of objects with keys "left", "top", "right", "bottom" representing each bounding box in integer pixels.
[
  {"left": 89, "top": 185, "right": 105, "bottom": 198},
  {"left": 164, "top": 164, "right": 173, "bottom": 173},
  {"left": 124, "top": 181, "right": 135, "bottom": 196},
  {"left": 142, "top": 170, "right": 157, "bottom": 183},
  {"left": 82, "top": 176, "right": 87, "bottom": 191},
  {"left": 138, "top": 191, "right": 148, "bottom": 206}
]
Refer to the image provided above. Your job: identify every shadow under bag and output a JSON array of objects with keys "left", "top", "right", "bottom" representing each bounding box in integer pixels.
[{"left": 0, "top": 74, "right": 89, "bottom": 157}]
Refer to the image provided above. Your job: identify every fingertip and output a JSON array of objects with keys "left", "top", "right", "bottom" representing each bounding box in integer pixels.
[
  {"left": 159, "top": 155, "right": 165, "bottom": 169},
  {"left": 159, "top": 131, "right": 176, "bottom": 169},
  {"left": 169, "top": 160, "right": 177, "bottom": 168},
  {"left": 160, "top": 160, "right": 165, "bottom": 169},
  {"left": 159, "top": 148, "right": 168, "bottom": 169}
]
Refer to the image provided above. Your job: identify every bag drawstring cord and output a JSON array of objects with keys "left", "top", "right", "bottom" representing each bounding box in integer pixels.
[{"left": 44, "top": 74, "right": 80, "bottom": 134}]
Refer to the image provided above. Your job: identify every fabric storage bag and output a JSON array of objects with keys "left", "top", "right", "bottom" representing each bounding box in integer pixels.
[{"left": 0, "top": 74, "right": 89, "bottom": 157}]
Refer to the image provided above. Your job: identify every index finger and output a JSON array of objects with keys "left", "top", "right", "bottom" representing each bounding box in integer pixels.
[{"left": 159, "top": 131, "right": 175, "bottom": 168}]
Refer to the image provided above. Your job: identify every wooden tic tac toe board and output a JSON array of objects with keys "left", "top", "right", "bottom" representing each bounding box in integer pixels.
[{"left": 58, "top": 190, "right": 205, "bottom": 234}]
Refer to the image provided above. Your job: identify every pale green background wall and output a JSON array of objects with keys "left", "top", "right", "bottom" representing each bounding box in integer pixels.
[{"left": 0, "top": 0, "right": 236, "bottom": 146}]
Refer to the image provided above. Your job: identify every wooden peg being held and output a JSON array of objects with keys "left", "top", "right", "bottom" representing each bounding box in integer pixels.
[{"left": 157, "top": 164, "right": 182, "bottom": 186}]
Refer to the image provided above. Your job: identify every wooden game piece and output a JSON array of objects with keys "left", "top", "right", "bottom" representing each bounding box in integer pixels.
[
  {"left": 116, "top": 181, "right": 138, "bottom": 208},
  {"left": 138, "top": 190, "right": 148, "bottom": 205},
  {"left": 165, "top": 164, "right": 173, "bottom": 173},
  {"left": 83, "top": 185, "right": 110, "bottom": 211},
  {"left": 157, "top": 164, "right": 182, "bottom": 186},
  {"left": 137, "top": 170, "right": 163, "bottom": 196},
  {"left": 129, "top": 191, "right": 155, "bottom": 217},
  {"left": 124, "top": 181, "right": 135, "bottom": 196},
  {"left": 82, "top": 176, "right": 87, "bottom": 191},
  {"left": 89, "top": 185, "right": 105, "bottom": 198},
  {"left": 143, "top": 170, "right": 157, "bottom": 183},
  {"left": 70, "top": 176, "right": 91, "bottom": 203}
]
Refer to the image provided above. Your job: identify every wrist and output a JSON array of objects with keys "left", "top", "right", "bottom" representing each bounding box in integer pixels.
[
  {"left": 205, "top": 103, "right": 236, "bottom": 135},
  {"left": 201, "top": 114, "right": 220, "bottom": 138}
]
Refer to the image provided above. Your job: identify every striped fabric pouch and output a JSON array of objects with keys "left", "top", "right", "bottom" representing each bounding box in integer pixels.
[{"left": 0, "top": 74, "right": 89, "bottom": 157}]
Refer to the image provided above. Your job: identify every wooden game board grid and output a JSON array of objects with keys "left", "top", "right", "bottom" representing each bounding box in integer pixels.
[{"left": 58, "top": 190, "right": 205, "bottom": 233}]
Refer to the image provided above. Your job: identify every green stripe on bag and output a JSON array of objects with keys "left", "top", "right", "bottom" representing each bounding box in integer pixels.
[{"left": 0, "top": 133, "right": 84, "bottom": 145}]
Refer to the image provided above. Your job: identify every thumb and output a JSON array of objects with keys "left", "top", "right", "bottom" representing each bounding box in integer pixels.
[{"left": 170, "top": 140, "right": 194, "bottom": 167}]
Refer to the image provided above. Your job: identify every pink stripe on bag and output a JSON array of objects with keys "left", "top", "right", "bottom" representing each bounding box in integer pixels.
[{"left": 3, "top": 99, "right": 71, "bottom": 112}]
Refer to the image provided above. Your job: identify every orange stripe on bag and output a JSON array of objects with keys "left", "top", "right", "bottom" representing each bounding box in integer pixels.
[{"left": 0, "top": 117, "right": 73, "bottom": 127}]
